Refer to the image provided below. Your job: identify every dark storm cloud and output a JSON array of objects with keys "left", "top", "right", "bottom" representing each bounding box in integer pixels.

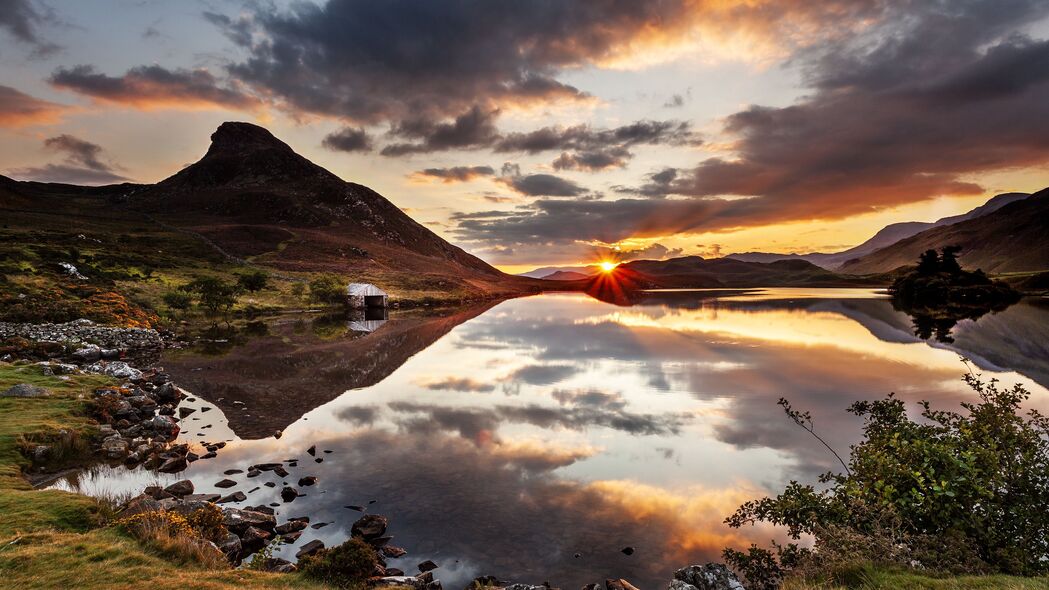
[
  {"left": 8, "top": 134, "right": 130, "bottom": 184},
  {"left": 380, "top": 106, "right": 500, "bottom": 156},
  {"left": 49, "top": 64, "right": 261, "bottom": 110},
  {"left": 0, "top": 84, "right": 66, "bottom": 126},
  {"left": 321, "top": 126, "right": 373, "bottom": 153},
  {"left": 454, "top": 1, "right": 1049, "bottom": 250},
  {"left": 498, "top": 174, "right": 586, "bottom": 198},
  {"left": 410, "top": 166, "right": 496, "bottom": 183},
  {"left": 552, "top": 147, "right": 632, "bottom": 172}
]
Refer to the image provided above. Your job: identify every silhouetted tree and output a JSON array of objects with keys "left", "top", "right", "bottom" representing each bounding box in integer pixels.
[
  {"left": 940, "top": 245, "right": 963, "bottom": 274},
  {"left": 237, "top": 269, "right": 269, "bottom": 292},
  {"left": 917, "top": 249, "right": 940, "bottom": 275}
]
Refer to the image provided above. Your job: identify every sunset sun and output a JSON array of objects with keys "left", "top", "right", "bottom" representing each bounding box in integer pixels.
[{"left": 599, "top": 261, "right": 619, "bottom": 273}]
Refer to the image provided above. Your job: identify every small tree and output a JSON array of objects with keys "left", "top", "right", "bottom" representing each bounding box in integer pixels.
[
  {"left": 162, "top": 290, "right": 192, "bottom": 311},
  {"left": 309, "top": 274, "right": 345, "bottom": 305},
  {"left": 917, "top": 249, "right": 939, "bottom": 275},
  {"left": 186, "top": 277, "right": 242, "bottom": 317},
  {"left": 237, "top": 269, "right": 269, "bottom": 293},
  {"left": 940, "top": 245, "right": 963, "bottom": 274}
]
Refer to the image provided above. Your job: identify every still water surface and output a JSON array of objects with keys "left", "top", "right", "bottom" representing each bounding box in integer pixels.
[{"left": 52, "top": 289, "right": 1049, "bottom": 587}]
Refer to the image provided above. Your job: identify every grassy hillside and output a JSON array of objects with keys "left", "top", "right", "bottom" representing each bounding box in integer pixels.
[{"left": 842, "top": 189, "right": 1049, "bottom": 274}]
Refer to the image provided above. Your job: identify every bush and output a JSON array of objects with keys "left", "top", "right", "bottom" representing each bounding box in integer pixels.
[
  {"left": 309, "top": 274, "right": 345, "bottom": 305},
  {"left": 184, "top": 277, "right": 242, "bottom": 317},
  {"left": 237, "top": 269, "right": 269, "bottom": 293},
  {"left": 162, "top": 290, "right": 193, "bottom": 311},
  {"left": 299, "top": 537, "right": 378, "bottom": 587},
  {"left": 115, "top": 510, "right": 227, "bottom": 568},
  {"left": 725, "top": 371, "right": 1049, "bottom": 586}
]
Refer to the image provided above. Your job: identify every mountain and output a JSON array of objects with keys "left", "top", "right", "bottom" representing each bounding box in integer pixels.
[
  {"left": 542, "top": 270, "right": 591, "bottom": 281},
  {"left": 841, "top": 187, "right": 1049, "bottom": 274},
  {"left": 519, "top": 265, "right": 598, "bottom": 278},
  {"left": 729, "top": 192, "right": 1030, "bottom": 269},
  {"left": 2, "top": 122, "right": 549, "bottom": 302},
  {"left": 614, "top": 256, "right": 881, "bottom": 289}
]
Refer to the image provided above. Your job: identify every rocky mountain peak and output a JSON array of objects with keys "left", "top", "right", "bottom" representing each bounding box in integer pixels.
[{"left": 207, "top": 122, "right": 294, "bottom": 156}]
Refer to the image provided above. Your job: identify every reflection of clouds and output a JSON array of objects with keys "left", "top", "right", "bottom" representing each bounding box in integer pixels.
[
  {"left": 551, "top": 388, "right": 627, "bottom": 411},
  {"left": 508, "top": 364, "right": 578, "bottom": 385},
  {"left": 336, "top": 405, "right": 381, "bottom": 426},
  {"left": 415, "top": 376, "right": 496, "bottom": 393},
  {"left": 389, "top": 401, "right": 691, "bottom": 439}
]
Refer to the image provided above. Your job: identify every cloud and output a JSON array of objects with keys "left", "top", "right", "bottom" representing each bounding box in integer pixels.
[
  {"left": 497, "top": 173, "right": 586, "bottom": 197},
  {"left": 617, "top": 243, "right": 684, "bottom": 261},
  {"left": 321, "top": 126, "right": 373, "bottom": 153},
  {"left": 7, "top": 134, "right": 130, "bottom": 184},
  {"left": 416, "top": 376, "right": 496, "bottom": 393},
  {"left": 0, "top": 0, "right": 60, "bottom": 55},
  {"left": 49, "top": 64, "right": 262, "bottom": 111},
  {"left": 0, "top": 84, "right": 67, "bottom": 127},
  {"left": 380, "top": 106, "right": 500, "bottom": 156},
  {"left": 452, "top": 1, "right": 1049, "bottom": 255},
  {"left": 409, "top": 166, "right": 495, "bottom": 184},
  {"left": 552, "top": 147, "right": 632, "bottom": 172},
  {"left": 508, "top": 364, "right": 578, "bottom": 385}
]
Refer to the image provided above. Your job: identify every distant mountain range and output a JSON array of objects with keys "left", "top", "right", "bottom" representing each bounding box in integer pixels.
[
  {"left": 542, "top": 270, "right": 592, "bottom": 281},
  {"left": 729, "top": 191, "right": 1031, "bottom": 270}
]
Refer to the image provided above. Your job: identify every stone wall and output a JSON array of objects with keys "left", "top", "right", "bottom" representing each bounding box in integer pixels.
[{"left": 0, "top": 319, "right": 162, "bottom": 350}]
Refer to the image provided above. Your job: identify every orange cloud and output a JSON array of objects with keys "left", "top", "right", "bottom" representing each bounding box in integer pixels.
[
  {"left": 0, "top": 85, "right": 68, "bottom": 127},
  {"left": 49, "top": 65, "right": 262, "bottom": 112}
]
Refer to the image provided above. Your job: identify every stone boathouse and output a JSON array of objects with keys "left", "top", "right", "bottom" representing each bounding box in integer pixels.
[{"left": 346, "top": 283, "right": 388, "bottom": 309}]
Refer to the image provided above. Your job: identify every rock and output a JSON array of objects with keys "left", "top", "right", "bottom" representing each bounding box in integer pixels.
[
  {"left": 307, "top": 445, "right": 317, "bottom": 456},
  {"left": 295, "top": 539, "right": 325, "bottom": 559},
  {"left": 249, "top": 506, "right": 275, "bottom": 515},
  {"left": 217, "top": 532, "right": 242, "bottom": 557},
  {"left": 182, "top": 491, "right": 221, "bottom": 499},
  {"left": 298, "top": 476, "right": 318, "bottom": 487},
  {"left": 382, "top": 545, "right": 407, "bottom": 558},
  {"left": 418, "top": 560, "right": 438, "bottom": 573},
  {"left": 582, "top": 585, "right": 600, "bottom": 590},
  {"left": 280, "top": 530, "right": 303, "bottom": 543},
  {"left": 671, "top": 564, "right": 745, "bottom": 590},
  {"left": 280, "top": 486, "right": 298, "bottom": 502},
  {"left": 222, "top": 507, "right": 276, "bottom": 533},
  {"left": 101, "top": 436, "right": 129, "bottom": 459},
  {"left": 224, "top": 469, "right": 244, "bottom": 475},
  {"left": 87, "top": 361, "right": 142, "bottom": 380},
  {"left": 504, "top": 585, "right": 547, "bottom": 590},
  {"left": 71, "top": 346, "right": 101, "bottom": 363},
  {"left": 122, "top": 493, "right": 161, "bottom": 516},
  {"left": 273, "top": 430, "right": 282, "bottom": 439},
  {"left": 241, "top": 525, "right": 272, "bottom": 549},
  {"left": 218, "top": 491, "right": 247, "bottom": 503},
  {"left": 215, "top": 479, "right": 238, "bottom": 489},
  {"left": 386, "top": 567, "right": 405, "bottom": 576},
  {"left": 311, "top": 522, "right": 331, "bottom": 530},
  {"left": 274, "top": 520, "right": 308, "bottom": 535},
  {"left": 621, "top": 546, "right": 635, "bottom": 556},
  {"left": 149, "top": 415, "right": 180, "bottom": 437},
  {"left": 177, "top": 406, "right": 196, "bottom": 419},
  {"left": 1, "top": 383, "right": 50, "bottom": 398},
  {"left": 273, "top": 466, "right": 289, "bottom": 478},
  {"left": 154, "top": 382, "right": 179, "bottom": 403},
  {"left": 606, "top": 580, "right": 640, "bottom": 590},
  {"left": 465, "top": 576, "right": 503, "bottom": 590},
  {"left": 351, "top": 514, "right": 388, "bottom": 539},
  {"left": 164, "top": 480, "right": 194, "bottom": 498},
  {"left": 261, "top": 557, "right": 297, "bottom": 573},
  {"left": 366, "top": 535, "right": 392, "bottom": 548},
  {"left": 158, "top": 456, "right": 188, "bottom": 473}
]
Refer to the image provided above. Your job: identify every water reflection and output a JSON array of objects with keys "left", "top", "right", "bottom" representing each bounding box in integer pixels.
[{"left": 50, "top": 290, "right": 1049, "bottom": 588}]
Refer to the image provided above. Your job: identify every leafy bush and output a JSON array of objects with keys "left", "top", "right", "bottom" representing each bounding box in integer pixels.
[
  {"left": 298, "top": 537, "right": 378, "bottom": 587},
  {"left": 725, "top": 371, "right": 1049, "bottom": 586},
  {"left": 309, "top": 274, "right": 345, "bottom": 305},
  {"left": 237, "top": 269, "right": 269, "bottom": 293},
  {"left": 162, "top": 290, "right": 193, "bottom": 311},
  {"left": 184, "top": 277, "right": 242, "bottom": 317}
]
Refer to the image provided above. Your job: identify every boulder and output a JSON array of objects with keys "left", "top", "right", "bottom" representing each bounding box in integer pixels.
[
  {"left": 241, "top": 525, "right": 272, "bottom": 546},
  {"left": 164, "top": 480, "right": 194, "bottom": 498},
  {"left": 158, "top": 456, "right": 188, "bottom": 473},
  {"left": 260, "top": 557, "right": 297, "bottom": 573},
  {"left": 295, "top": 539, "right": 325, "bottom": 559},
  {"left": 149, "top": 415, "right": 180, "bottom": 437},
  {"left": 217, "top": 532, "right": 241, "bottom": 557},
  {"left": 218, "top": 491, "right": 247, "bottom": 504},
  {"left": 101, "top": 436, "right": 129, "bottom": 459},
  {"left": 298, "top": 476, "right": 317, "bottom": 487},
  {"left": 280, "top": 486, "right": 298, "bottom": 502},
  {"left": 274, "top": 520, "right": 308, "bottom": 535},
  {"left": 222, "top": 507, "right": 276, "bottom": 533},
  {"left": 381, "top": 545, "right": 407, "bottom": 558},
  {"left": 671, "top": 564, "right": 745, "bottom": 590},
  {"left": 154, "top": 382, "right": 179, "bottom": 403},
  {"left": 87, "top": 361, "right": 143, "bottom": 380},
  {"left": 71, "top": 346, "right": 101, "bottom": 363},
  {"left": 279, "top": 530, "right": 303, "bottom": 543},
  {"left": 183, "top": 493, "right": 221, "bottom": 503},
  {"left": 606, "top": 580, "right": 640, "bottom": 590},
  {"left": 215, "top": 479, "right": 238, "bottom": 489},
  {"left": 418, "top": 560, "right": 438, "bottom": 573},
  {"left": 351, "top": 514, "right": 388, "bottom": 539},
  {"left": 1, "top": 383, "right": 51, "bottom": 398},
  {"left": 121, "top": 493, "right": 161, "bottom": 517}
]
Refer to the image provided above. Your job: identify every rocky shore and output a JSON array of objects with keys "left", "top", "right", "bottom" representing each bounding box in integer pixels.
[{"left": 3, "top": 321, "right": 748, "bottom": 590}]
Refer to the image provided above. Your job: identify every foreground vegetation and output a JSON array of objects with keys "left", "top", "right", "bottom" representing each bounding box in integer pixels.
[
  {"left": 725, "top": 369, "right": 1049, "bottom": 589},
  {"left": 0, "top": 362, "right": 324, "bottom": 589}
]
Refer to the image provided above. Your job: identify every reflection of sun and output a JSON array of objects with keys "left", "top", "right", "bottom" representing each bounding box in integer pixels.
[{"left": 599, "top": 261, "right": 618, "bottom": 273}]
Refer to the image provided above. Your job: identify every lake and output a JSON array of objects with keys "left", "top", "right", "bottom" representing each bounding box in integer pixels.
[{"left": 50, "top": 289, "right": 1049, "bottom": 588}]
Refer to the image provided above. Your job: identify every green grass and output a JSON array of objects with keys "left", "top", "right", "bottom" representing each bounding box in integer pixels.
[
  {"left": 0, "top": 362, "right": 325, "bottom": 589},
  {"left": 784, "top": 565, "right": 1049, "bottom": 590}
]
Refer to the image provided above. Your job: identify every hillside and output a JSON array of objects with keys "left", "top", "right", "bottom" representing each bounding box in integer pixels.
[
  {"left": 730, "top": 192, "right": 1030, "bottom": 269},
  {"left": 611, "top": 256, "right": 881, "bottom": 289},
  {"left": 842, "top": 188, "right": 1049, "bottom": 274},
  {"left": 542, "top": 270, "right": 591, "bottom": 281},
  {"left": 1, "top": 122, "right": 548, "bottom": 303}
]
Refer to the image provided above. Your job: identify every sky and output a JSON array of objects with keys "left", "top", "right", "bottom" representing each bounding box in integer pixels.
[{"left": 2, "top": 0, "right": 1049, "bottom": 273}]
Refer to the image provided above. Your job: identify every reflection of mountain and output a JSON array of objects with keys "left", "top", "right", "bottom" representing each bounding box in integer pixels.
[{"left": 162, "top": 304, "right": 495, "bottom": 438}]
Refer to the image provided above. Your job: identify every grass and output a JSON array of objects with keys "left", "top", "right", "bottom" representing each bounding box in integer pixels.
[
  {"left": 784, "top": 566, "right": 1049, "bottom": 589},
  {"left": 0, "top": 362, "right": 325, "bottom": 590}
]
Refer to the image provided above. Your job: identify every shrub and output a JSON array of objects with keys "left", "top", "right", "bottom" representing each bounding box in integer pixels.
[
  {"left": 185, "top": 504, "right": 227, "bottom": 543},
  {"left": 309, "top": 274, "right": 345, "bottom": 305},
  {"left": 725, "top": 370, "right": 1049, "bottom": 586},
  {"left": 237, "top": 269, "right": 269, "bottom": 293},
  {"left": 162, "top": 290, "right": 193, "bottom": 311},
  {"left": 299, "top": 537, "right": 378, "bottom": 587},
  {"left": 115, "top": 510, "right": 227, "bottom": 568},
  {"left": 184, "top": 277, "right": 242, "bottom": 317}
]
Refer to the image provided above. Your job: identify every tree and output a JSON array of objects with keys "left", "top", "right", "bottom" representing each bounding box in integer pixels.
[
  {"left": 917, "top": 249, "right": 940, "bottom": 275},
  {"left": 940, "top": 245, "right": 963, "bottom": 274},
  {"left": 185, "top": 277, "right": 242, "bottom": 317},
  {"left": 237, "top": 269, "right": 269, "bottom": 293},
  {"left": 309, "top": 274, "right": 345, "bottom": 305},
  {"left": 162, "top": 290, "right": 192, "bottom": 311}
]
